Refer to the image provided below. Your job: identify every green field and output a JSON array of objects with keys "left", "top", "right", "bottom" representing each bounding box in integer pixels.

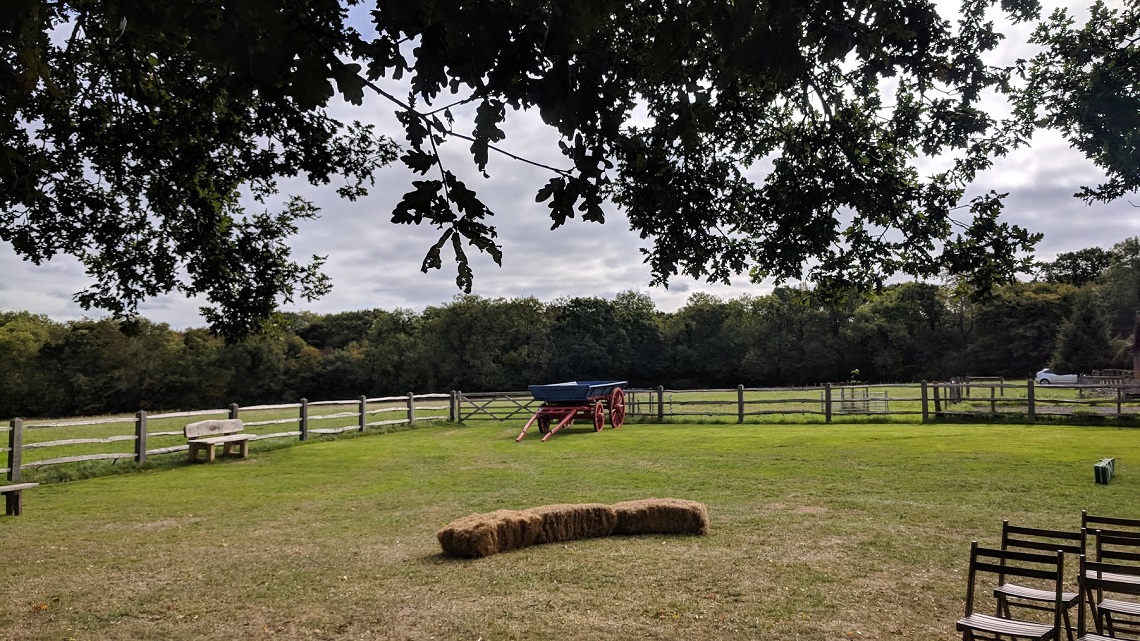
[{"left": 1, "top": 419, "right": 1134, "bottom": 640}]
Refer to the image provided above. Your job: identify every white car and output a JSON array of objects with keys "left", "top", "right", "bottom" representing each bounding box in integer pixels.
[{"left": 1035, "top": 368, "right": 1079, "bottom": 385}]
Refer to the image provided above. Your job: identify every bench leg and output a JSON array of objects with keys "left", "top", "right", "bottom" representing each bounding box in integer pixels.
[
  {"left": 5, "top": 491, "right": 22, "bottom": 516},
  {"left": 206, "top": 444, "right": 216, "bottom": 463},
  {"left": 223, "top": 442, "right": 234, "bottom": 457},
  {"left": 239, "top": 439, "right": 249, "bottom": 458}
]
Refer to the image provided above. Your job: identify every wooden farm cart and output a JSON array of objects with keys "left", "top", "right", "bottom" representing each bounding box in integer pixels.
[{"left": 516, "top": 381, "right": 627, "bottom": 442}]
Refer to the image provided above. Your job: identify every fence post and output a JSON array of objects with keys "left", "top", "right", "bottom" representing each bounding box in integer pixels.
[
  {"left": 359, "top": 395, "right": 367, "bottom": 432},
  {"left": 737, "top": 384, "right": 745, "bottom": 424},
  {"left": 135, "top": 410, "right": 147, "bottom": 464},
  {"left": 1118, "top": 384, "right": 1124, "bottom": 417},
  {"left": 921, "top": 382, "right": 929, "bottom": 423},
  {"left": 449, "top": 390, "right": 458, "bottom": 422},
  {"left": 824, "top": 383, "right": 833, "bottom": 423},
  {"left": 656, "top": 386, "right": 665, "bottom": 422},
  {"left": 299, "top": 398, "right": 309, "bottom": 442},
  {"left": 229, "top": 403, "right": 240, "bottom": 420},
  {"left": 990, "top": 386, "right": 996, "bottom": 416},
  {"left": 7, "top": 418, "right": 22, "bottom": 482},
  {"left": 455, "top": 390, "right": 463, "bottom": 422},
  {"left": 407, "top": 392, "right": 416, "bottom": 424},
  {"left": 1027, "top": 379, "right": 1036, "bottom": 422}
]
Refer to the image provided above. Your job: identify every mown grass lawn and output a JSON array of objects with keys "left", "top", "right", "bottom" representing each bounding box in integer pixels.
[{"left": 1, "top": 420, "right": 1135, "bottom": 640}]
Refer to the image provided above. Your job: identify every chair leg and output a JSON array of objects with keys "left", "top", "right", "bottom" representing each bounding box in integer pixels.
[
  {"left": 992, "top": 596, "right": 1012, "bottom": 641},
  {"left": 995, "top": 595, "right": 1010, "bottom": 641}
]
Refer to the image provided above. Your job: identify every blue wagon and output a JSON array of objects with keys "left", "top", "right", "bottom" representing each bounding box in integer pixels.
[{"left": 516, "top": 380, "right": 627, "bottom": 442}]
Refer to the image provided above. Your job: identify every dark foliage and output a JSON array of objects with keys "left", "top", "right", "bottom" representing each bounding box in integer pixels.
[{"left": 3, "top": 0, "right": 1054, "bottom": 339}]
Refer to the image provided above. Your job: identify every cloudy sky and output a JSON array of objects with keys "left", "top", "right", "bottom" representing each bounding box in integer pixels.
[{"left": 1, "top": 1, "right": 1136, "bottom": 329}]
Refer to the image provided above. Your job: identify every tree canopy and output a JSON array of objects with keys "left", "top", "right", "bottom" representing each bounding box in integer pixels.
[
  {"left": 1017, "top": 0, "right": 1140, "bottom": 202},
  {"left": 2, "top": 1, "right": 398, "bottom": 338},
  {"left": 6, "top": 0, "right": 1128, "bottom": 337}
]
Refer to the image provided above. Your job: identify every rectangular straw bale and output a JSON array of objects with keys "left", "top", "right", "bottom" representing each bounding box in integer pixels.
[
  {"left": 437, "top": 509, "right": 544, "bottom": 558},
  {"left": 524, "top": 503, "right": 618, "bottom": 543},
  {"left": 612, "top": 498, "right": 709, "bottom": 536}
]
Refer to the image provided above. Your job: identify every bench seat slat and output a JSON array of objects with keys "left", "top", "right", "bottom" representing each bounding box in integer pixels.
[
  {"left": 996, "top": 583, "right": 1079, "bottom": 605},
  {"left": 956, "top": 613, "right": 1054, "bottom": 639},
  {"left": 1084, "top": 569, "right": 1140, "bottom": 591},
  {"left": 1100, "top": 597, "right": 1140, "bottom": 617}
]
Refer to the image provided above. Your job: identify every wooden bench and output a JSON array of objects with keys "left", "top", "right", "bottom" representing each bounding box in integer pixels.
[
  {"left": 185, "top": 419, "right": 251, "bottom": 463},
  {"left": 2, "top": 482, "right": 40, "bottom": 516}
]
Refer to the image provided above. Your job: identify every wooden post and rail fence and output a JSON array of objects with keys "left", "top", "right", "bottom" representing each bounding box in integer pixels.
[
  {"left": 454, "top": 379, "right": 1140, "bottom": 426},
  {"left": 4, "top": 393, "right": 449, "bottom": 482},
  {"left": 6, "top": 379, "right": 1140, "bottom": 480}
]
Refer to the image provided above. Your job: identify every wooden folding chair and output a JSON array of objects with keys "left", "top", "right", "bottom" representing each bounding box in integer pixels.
[
  {"left": 1077, "top": 556, "right": 1140, "bottom": 640},
  {"left": 995, "top": 522, "right": 1085, "bottom": 641},
  {"left": 1084, "top": 532, "right": 1140, "bottom": 638},
  {"left": 957, "top": 541, "right": 1066, "bottom": 641}
]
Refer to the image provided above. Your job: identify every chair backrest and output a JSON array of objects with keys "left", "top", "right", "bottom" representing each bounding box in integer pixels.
[
  {"left": 999, "top": 521, "right": 1085, "bottom": 584},
  {"left": 1002, "top": 521, "right": 1085, "bottom": 554},
  {"left": 1078, "top": 555, "right": 1140, "bottom": 636},
  {"left": 964, "top": 540, "right": 1065, "bottom": 631},
  {"left": 1095, "top": 530, "right": 1140, "bottom": 565},
  {"left": 1082, "top": 511, "right": 1140, "bottom": 535}
]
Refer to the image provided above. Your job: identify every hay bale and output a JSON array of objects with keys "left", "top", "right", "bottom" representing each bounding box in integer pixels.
[
  {"left": 437, "top": 499, "right": 708, "bottom": 558},
  {"left": 436, "top": 509, "right": 544, "bottom": 558},
  {"left": 524, "top": 503, "right": 618, "bottom": 543},
  {"left": 612, "top": 498, "right": 709, "bottom": 536}
]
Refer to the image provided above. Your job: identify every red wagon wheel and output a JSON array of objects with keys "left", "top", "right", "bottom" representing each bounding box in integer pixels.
[
  {"left": 593, "top": 401, "right": 605, "bottom": 431},
  {"left": 608, "top": 387, "right": 625, "bottom": 428},
  {"left": 537, "top": 415, "right": 551, "bottom": 434}
]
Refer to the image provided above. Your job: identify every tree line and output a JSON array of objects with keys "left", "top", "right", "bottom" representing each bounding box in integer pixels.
[{"left": 1, "top": 239, "right": 1137, "bottom": 420}]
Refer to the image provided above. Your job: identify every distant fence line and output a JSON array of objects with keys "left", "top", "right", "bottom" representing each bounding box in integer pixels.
[
  {"left": 457, "top": 380, "right": 1140, "bottom": 425},
  {"left": 7, "top": 380, "right": 1140, "bottom": 480},
  {"left": 4, "top": 393, "right": 452, "bottom": 482}
]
